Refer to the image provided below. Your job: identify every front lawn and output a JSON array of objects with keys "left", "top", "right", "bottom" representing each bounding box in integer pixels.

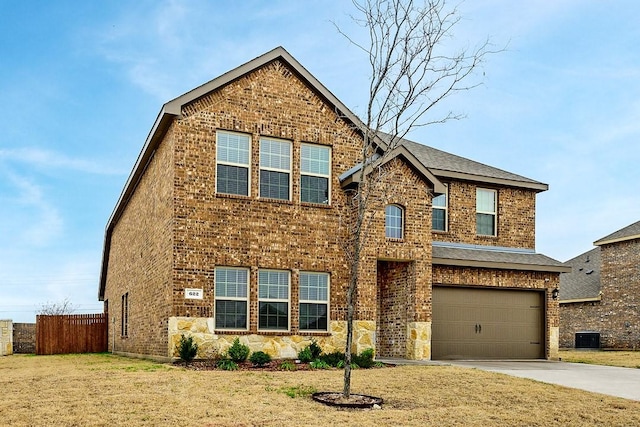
[
  {"left": 1, "top": 353, "right": 639, "bottom": 426},
  {"left": 560, "top": 349, "right": 640, "bottom": 369}
]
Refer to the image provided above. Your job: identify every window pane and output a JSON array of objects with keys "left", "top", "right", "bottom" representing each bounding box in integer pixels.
[
  {"left": 215, "top": 300, "right": 247, "bottom": 329},
  {"left": 258, "top": 270, "right": 289, "bottom": 300},
  {"left": 385, "top": 205, "right": 403, "bottom": 239},
  {"left": 217, "top": 132, "right": 250, "bottom": 165},
  {"left": 301, "top": 144, "right": 330, "bottom": 175},
  {"left": 260, "top": 170, "right": 290, "bottom": 200},
  {"left": 260, "top": 139, "right": 290, "bottom": 170},
  {"left": 476, "top": 189, "right": 495, "bottom": 213},
  {"left": 259, "top": 302, "right": 288, "bottom": 330},
  {"left": 433, "top": 209, "right": 446, "bottom": 231},
  {"left": 300, "top": 175, "right": 329, "bottom": 204},
  {"left": 300, "top": 272, "right": 328, "bottom": 302},
  {"left": 299, "top": 303, "right": 328, "bottom": 331},
  {"left": 217, "top": 164, "right": 249, "bottom": 196},
  {"left": 432, "top": 193, "right": 446, "bottom": 208},
  {"left": 215, "top": 268, "right": 248, "bottom": 298},
  {"left": 477, "top": 213, "right": 495, "bottom": 236}
]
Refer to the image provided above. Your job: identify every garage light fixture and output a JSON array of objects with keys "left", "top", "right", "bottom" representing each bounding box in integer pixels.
[{"left": 552, "top": 287, "right": 559, "bottom": 300}]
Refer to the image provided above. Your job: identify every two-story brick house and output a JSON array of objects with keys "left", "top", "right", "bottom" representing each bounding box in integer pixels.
[
  {"left": 99, "top": 47, "right": 568, "bottom": 361},
  {"left": 560, "top": 220, "right": 640, "bottom": 349}
]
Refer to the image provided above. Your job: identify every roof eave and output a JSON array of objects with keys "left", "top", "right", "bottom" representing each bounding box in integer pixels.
[
  {"left": 594, "top": 234, "right": 640, "bottom": 246},
  {"left": 98, "top": 106, "right": 177, "bottom": 300},
  {"left": 429, "top": 168, "right": 548, "bottom": 192},
  {"left": 432, "top": 257, "right": 572, "bottom": 273}
]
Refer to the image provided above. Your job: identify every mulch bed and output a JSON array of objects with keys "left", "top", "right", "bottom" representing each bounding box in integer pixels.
[
  {"left": 181, "top": 359, "right": 314, "bottom": 371},
  {"left": 180, "top": 359, "right": 392, "bottom": 372}
]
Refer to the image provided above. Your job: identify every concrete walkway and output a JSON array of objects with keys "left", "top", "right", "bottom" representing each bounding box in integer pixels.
[{"left": 379, "top": 359, "right": 640, "bottom": 401}]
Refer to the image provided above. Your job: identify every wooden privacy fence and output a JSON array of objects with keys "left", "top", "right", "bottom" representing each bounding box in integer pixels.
[{"left": 36, "top": 313, "right": 108, "bottom": 355}]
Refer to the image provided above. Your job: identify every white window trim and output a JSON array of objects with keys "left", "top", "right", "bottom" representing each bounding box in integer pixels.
[
  {"left": 476, "top": 188, "right": 497, "bottom": 236},
  {"left": 385, "top": 204, "right": 404, "bottom": 239},
  {"left": 299, "top": 271, "right": 330, "bottom": 332},
  {"left": 432, "top": 183, "right": 448, "bottom": 232},
  {"left": 259, "top": 137, "right": 292, "bottom": 201},
  {"left": 214, "top": 267, "right": 250, "bottom": 331},
  {"left": 300, "top": 143, "right": 331, "bottom": 205},
  {"left": 257, "top": 269, "right": 291, "bottom": 332},
  {"left": 215, "top": 130, "right": 252, "bottom": 196}
]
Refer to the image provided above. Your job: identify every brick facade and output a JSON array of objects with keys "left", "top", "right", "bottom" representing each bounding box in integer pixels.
[
  {"left": 433, "top": 180, "right": 536, "bottom": 249},
  {"left": 560, "top": 239, "right": 640, "bottom": 349},
  {"left": 101, "top": 49, "right": 560, "bottom": 361}
]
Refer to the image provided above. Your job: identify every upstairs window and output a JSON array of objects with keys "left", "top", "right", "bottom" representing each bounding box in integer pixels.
[
  {"left": 260, "top": 138, "right": 291, "bottom": 200},
  {"left": 258, "top": 270, "right": 290, "bottom": 331},
  {"left": 432, "top": 184, "right": 448, "bottom": 232},
  {"left": 216, "top": 131, "right": 251, "bottom": 196},
  {"left": 300, "top": 143, "right": 331, "bottom": 204},
  {"left": 476, "top": 188, "right": 497, "bottom": 236},
  {"left": 299, "top": 272, "right": 329, "bottom": 332},
  {"left": 214, "top": 267, "right": 249, "bottom": 330},
  {"left": 385, "top": 204, "right": 404, "bottom": 239}
]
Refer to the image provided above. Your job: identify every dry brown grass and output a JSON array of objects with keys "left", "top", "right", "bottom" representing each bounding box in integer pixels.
[
  {"left": 2, "top": 353, "right": 639, "bottom": 426},
  {"left": 560, "top": 349, "right": 640, "bottom": 369}
]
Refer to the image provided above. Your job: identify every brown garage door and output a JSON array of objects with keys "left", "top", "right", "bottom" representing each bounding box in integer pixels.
[{"left": 432, "top": 286, "right": 544, "bottom": 360}]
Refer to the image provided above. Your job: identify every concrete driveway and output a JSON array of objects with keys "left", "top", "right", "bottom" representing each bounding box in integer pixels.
[{"left": 447, "top": 360, "right": 640, "bottom": 401}]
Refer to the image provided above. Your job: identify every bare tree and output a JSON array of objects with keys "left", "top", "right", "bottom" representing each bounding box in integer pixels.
[
  {"left": 38, "top": 297, "right": 75, "bottom": 315},
  {"left": 337, "top": 0, "right": 497, "bottom": 398}
]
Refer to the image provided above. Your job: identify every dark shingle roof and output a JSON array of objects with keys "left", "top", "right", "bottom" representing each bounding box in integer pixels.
[
  {"left": 400, "top": 139, "right": 548, "bottom": 191},
  {"left": 559, "top": 247, "right": 601, "bottom": 302},
  {"left": 432, "top": 242, "right": 570, "bottom": 273},
  {"left": 594, "top": 220, "right": 640, "bottom": 246}
]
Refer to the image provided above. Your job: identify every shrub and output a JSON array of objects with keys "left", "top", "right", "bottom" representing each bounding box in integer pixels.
[
  {"left": 176, "top": 334, "right": 198, "bottom": 365},
  {"left": 278, "top": 360, "right": 297, "bottom": 371},
  {"left": 309, "top": 340, "right": 322, "bottom": 359},
  {"left": 216, "top": 359, "right": 238, "bottom": 371},
  {"left": 319, "top": 351, "right": 345, "bottom": 367},
  {"left": 309, "top": 359, "right": 331, "bottom": 370},
  {"left": 297, "top": 346, "right": 313, "bottom": 363},
  {"left": 227, "top": 338, "right": 250, "bottom": 363},
  {"left": 352, "top": 348, "right": 375, "bottom": 369},
  {"left": 249, "top": 351, "right": 271, "bottom": 367}
]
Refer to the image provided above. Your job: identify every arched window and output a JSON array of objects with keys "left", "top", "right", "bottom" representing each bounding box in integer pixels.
[{"left": 385, "top": 204, "right": 404, "bottom": 239}]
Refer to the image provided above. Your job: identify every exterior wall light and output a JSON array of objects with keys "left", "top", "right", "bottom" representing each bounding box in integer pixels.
[{"left": 551, "top": 287, "right": 559, "bottom": 300}]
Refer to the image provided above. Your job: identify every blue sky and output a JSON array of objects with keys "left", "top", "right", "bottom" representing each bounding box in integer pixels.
[{"left": 1, "top": 1, "right": 638, "bottom": 322}]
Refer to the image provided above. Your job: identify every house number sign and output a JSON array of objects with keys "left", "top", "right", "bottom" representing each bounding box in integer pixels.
[{"left": 184, "top": 288, "right": 203, "bottom": 299}]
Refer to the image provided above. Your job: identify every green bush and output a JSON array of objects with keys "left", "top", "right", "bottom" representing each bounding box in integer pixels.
[
  {"left": 319, "top": 351, "right": 345, "bottom": 367},
  {"left": 249, "top": 351, "right": 272, "bottom": 367},
  {"left": 352, "top": 348, "right": 375, "bottom": 369},
  {"left": 297, "top": 346, "right": 313, "bottom": 363},
  {"left": 278, "top": 360, "right": 297, "bottom": 371},
  {"left": 216, "top": 359, "right": 239, "bottom": 371},
  {"left": 176, "top": 334, "right": 198, "bottom": 365},
  {"left": 309, "top": 359, "right": 331, "bottom": 370},
  {"left": 227, "top": 338, "right": 250, "bottom": 363},
  {"left": 309, "top": 340, "right": 322, "bottom": 359}
]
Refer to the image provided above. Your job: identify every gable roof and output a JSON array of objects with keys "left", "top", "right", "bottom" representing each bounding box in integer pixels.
[
  {"left": 99, "top": 46, "right": 368, "bottom": 300},
  {"left": 339, "top": 145, "right": 447, "bottom": 194},
  {"left": 432, "top": 242, "right": 570, "bottom": 273},
  {"left": 559, "top": 247, "right": 601, "bottom": 302},
  {"left": 594, "top": 220, "right": 640, "bottom": 246}
]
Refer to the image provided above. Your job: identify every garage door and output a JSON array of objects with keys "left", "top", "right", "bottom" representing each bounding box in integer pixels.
[{"left": 432, "top": 287, "right": 544, "bottom": 360}]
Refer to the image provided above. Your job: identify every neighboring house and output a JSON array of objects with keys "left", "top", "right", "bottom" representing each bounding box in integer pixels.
[
  {"left": 98, "top": 47, "right": 568, "bottom": 362},
  {"left": 560, "top": 220, "right": 640, "bottom": 349}
]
